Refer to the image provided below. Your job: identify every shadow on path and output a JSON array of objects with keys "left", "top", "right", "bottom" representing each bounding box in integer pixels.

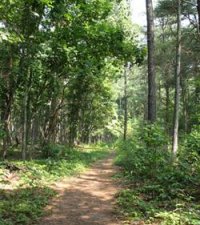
[{"left": 38, "top": 155, "right": 121, "bottom": 225}]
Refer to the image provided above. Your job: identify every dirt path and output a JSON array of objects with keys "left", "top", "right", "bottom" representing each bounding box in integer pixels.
[{"left": 38, "top": 154, "right": 122, "bottom": 225}]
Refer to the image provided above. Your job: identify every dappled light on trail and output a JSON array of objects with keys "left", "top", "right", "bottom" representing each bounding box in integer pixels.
[{"left": 39, "top": 155, "right": 122, "bottom": 225}]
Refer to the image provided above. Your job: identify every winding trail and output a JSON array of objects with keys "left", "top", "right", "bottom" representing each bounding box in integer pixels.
[{"left": 39, "top": 154, "right": 122, "bottom": 225}]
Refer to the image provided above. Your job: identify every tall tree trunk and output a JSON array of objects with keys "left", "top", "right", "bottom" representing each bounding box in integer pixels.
[
  {"left": 146, "top": 0, "right": 156, "bottom": 122},
  {"left": 2, "top": 109, "right": 11, "bottom": 159},
  {"left": 172, "top": 0, "right": 182, "bottom": 157},
  {"left": 123, "top": 64, "right": 128, "bottom": 141},
  {"left": 22, "top": 70, "right": 29, "bottom": 161},
  {"left": 181, "top": 80, "right": 189, "bottom": 133},
  {"left": 1, "top": 55, "right": 13, "bottom": 160},
  {"left": 197, "top": 0, "right": 200, "bottom": 32},
  {"left": 165, "top": 83, "right": 170, "bottom": 133},
  {"left": 22, "top": 64, "right": 33, "bottom": 160}
]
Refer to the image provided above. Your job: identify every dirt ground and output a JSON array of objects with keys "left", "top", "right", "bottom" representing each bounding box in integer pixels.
[{"left": 38, "top": 154, "right": 122, "bottom": 225}]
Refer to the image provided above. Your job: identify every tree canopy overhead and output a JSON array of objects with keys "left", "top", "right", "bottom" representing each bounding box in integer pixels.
[
  {"left": 0, "top": 0, "right": 144, "bottom": 159},
  {"left": 1, "top": 1, "right": 200, "bottom": 225}
]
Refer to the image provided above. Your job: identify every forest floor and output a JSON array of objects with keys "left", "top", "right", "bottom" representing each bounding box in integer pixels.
[{"left": 38, "top": 153, "right": 122, "bottom": 225}]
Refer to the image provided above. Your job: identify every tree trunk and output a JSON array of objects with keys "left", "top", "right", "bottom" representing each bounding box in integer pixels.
[
  {"left": 22, "top": 73, "right": 29, "bottom": 161},
  {"left": 172, "top": 0, "right": 182, "bottom": 157},
  {"left": 22, "top": 64, "right": 33, "bottom": 160},
  {"left": 123, "top": 64, "right": 128, "bottom": 141},
  {"left": 181, "top": 80, "right": 189, "bottom": 133},
  {"left": 165, "top": 83, "right": 170, "bottom": 133},
  {"left": 2, "top": 116, "right": 11, "bottom": 159},
  {"left": 1, "top": 56, "right": 13, "bottom": 160},
  {"left": 197, "top": 0, "right": 200, "bottom": 32},
  {"left": 146, "top": 0, "right": 156, "bottom": 122}
]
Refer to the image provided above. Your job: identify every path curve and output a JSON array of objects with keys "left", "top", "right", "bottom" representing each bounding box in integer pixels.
[{"left": 38, "top": 154, "right": 122, "bottom": 225}]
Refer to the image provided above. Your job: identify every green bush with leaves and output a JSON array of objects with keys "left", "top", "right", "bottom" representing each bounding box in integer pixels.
[
  {"left": 0, "top": 187, "right": 55, "bottom": 225},
  {"left": 115, "top": 123, "right": 200, "bottom": 225},
  {"left": 185, "top": 125, "right": 200, "bottom": 154},
  {"left": 115, "top": 123, "right": 170, "bottom": 180}
]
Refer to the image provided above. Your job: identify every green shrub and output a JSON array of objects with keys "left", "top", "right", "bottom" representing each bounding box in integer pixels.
[
  {"left": 0, "top": 187, "right": 55, "bottom": 225},
  {"left": 115, "top": 123, "right": 200, "bottom": 225},
  {"left": 115, "top": 123, "right": 171, "bottom": 180},
  {"left": 42, "top": 144, "right": 67, "bottom": 158},
  {"left": 140, "top": 123, "right": 169, "bottom": 148},
  {"left": 185, "top": 125, "right": 200, "bottom": 154}
]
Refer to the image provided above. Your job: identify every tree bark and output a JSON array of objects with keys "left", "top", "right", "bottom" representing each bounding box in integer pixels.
[
  {"left": 123, "top": 64, "right": 128, "bottom": 141},
  {"left": 22, "top": 67, "right": 31, "bottom": 161},
  {"left": 172, "top": 0, "right": 182, "bottom": 157},
  {"left": 1, "top": 55, "right": 13, "bottom": 160},
  {"left": 165, "top": 83, "right": 170, "bottom": 132},
  {"left": 181, "top": 79, "right": 189, "bottom": 133},
  {"left": 146, "top": 0, "right": 156, "bottom": 123},
  {"left": 197, "top": 0, "right": 200, "bottom": 32}
]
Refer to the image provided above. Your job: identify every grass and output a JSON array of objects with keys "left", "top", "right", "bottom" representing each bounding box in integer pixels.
[{"left": 0, "top": 145, "right": 110, "bottom": 225}]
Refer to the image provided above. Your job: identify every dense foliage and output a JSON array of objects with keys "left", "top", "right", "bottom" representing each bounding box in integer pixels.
[
  {"left": 0, "top": 0, "right": 143, "bottom": 159},
  {"left": 114, "top": 0, "right": 200, "bottom": 224},
  {"left": 0, "top": 0, "right": 200, "bottom": 224},
  {"left": 115, "top": 123, "right": 200, "bottom": 225}
]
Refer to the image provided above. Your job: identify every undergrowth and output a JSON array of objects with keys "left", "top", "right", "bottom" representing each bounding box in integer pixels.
[
  {"left": 115, "top": 123, "right": 200, "bottom": 225},
  {"left": 0, "top": 144, "right": 109, "bottom": 225}
]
